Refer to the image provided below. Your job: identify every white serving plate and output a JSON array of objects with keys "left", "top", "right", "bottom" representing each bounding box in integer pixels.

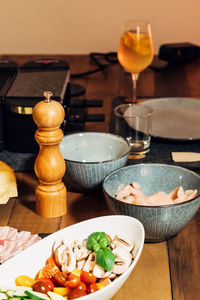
[
  {"left": 0, "top": 215, "right": 144, "bottom": 300},
  {"left": 144, "top": 97, "right": 200, "bottom": 140}
]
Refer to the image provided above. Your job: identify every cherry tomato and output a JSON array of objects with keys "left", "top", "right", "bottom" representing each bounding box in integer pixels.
[
  {"left": 32, "top": 278, "right": 54, "bottom": 294},
  {"left": 77, "top": 281, "right": 87, "bottom": 292},
  {"left": 71, "top": 269, "right": 81, "bottom": 277},
  {"left": 68, "top": 273, "right": 78, "bottom": 281},
  {"left": 15, "top": 275, "right": 35, "bottom": 287},
  {"left": 65, "top": 274, "right": 80, "bottom": 289},
  {"left": 53, "top": 287, "right": 70, "bottom": 297},
  {"left": 88, "top": 283, "right": 98, "bottom": 294},
  {"left": 80, "top": 271, "right": 96, "bottom": 285},
  {"left": 68, "top": 288, "right": 87, "bottom": 299},
  {"left": 39, "top": 264, "right": 59, "bottom": 279},
  {"left": 53, "top": 271, "right": 67, "bottom": 287}
]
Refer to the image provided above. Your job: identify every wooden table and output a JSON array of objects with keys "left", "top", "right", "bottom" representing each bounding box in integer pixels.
[{"left": 0, "top": 54, "right": 200, "bottom": 300}]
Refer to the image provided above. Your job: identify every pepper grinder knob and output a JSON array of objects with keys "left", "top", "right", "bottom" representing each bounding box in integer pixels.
[{"left": 32, "top": 91, "right": 67, "bottom": 218}]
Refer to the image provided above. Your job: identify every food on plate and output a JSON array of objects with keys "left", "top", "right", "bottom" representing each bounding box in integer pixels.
[
  {"left": 0, "top": 161, "right": 18, "bottom": 205},
  {"left": 0, "top": 226, "right": 41, "bottom": 263},
  {"left": 1, "top": 232, "right": 137, "bottom": 299},
  {"left": 116, "top": 182, "right": 199, "bottom": 206}
]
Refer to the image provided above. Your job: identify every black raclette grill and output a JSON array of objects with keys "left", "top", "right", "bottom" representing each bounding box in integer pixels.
[
  {"left": 1, "top": 60, "right": 70, "bottom": 153},
  {"left": 0, "top": 59, "right": 104, "bottom": 153}
]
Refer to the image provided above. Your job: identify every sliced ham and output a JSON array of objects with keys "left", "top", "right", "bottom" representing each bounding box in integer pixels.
[
  {"left": 0, "top": 226, "right": 41, "bottom": 263},
  {"left": 0, "top": 226, "right": 18, "bottom": 240}
]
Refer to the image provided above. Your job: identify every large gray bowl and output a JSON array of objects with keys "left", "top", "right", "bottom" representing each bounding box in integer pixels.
[
  {"left": 103, "top": 163, "right": 200, "bottom": 242},
  {"left": 60, "top": 132, "right": 131, "bottom": 192}
]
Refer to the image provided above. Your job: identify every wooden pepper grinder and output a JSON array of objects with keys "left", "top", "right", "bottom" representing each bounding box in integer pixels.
[{"left": 32, "top": 91, "right": 67, "bottom": 218}]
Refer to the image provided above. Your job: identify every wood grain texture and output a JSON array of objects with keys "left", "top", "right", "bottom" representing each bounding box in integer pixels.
[
  {"left": 112, "top": 243, "right": 172, "bottom": 300},
  {"left": 168, "top": 210, "right": 200, "bottom": 300}
]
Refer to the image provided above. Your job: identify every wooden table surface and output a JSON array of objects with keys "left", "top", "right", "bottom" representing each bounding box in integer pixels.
[{"left": 0, "top": 54, "right": 200, "bottom": 300}]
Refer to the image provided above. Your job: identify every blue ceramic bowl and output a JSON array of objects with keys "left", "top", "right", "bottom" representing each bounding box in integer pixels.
[
  {"left": 60, "top": 132, "right": 131, "bottom": 192},
  {"left": 103, "top": 163, "right": 200, "bottom": 242}
]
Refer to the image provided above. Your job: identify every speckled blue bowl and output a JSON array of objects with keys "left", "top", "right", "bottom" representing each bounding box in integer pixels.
[
  {"left": 103, "top": 163, "right": 200, "bottom": 242},
  {"left": 60, "top": 132, "right": 131, "bottom": 192}
]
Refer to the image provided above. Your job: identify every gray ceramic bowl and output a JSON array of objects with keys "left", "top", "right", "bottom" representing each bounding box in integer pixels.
[
  {"left": 60, "top": 132, "right": 131, "bottom": 192},
  {"left": 103, "top": 163, "right": 200, "bottom": 242}
]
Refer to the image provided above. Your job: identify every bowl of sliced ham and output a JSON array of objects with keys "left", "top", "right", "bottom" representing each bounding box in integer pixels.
[{"left": 103, "top": 163, "right": 200, "bottom": 242}]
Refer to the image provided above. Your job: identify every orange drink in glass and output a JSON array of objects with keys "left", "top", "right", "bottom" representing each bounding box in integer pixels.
[{"left": 117, "top": 20, "right": 153, "bottom": 103}]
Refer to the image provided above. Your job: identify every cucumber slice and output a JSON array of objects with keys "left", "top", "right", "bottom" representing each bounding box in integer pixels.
[
  {"left": 7, "top": 298, "right": 31, "bottom": 300},
  {"left": 6, "top": 290, "right": 15, "bottom": 297},
  {"left": 13, "top": 290, "right": 27, "bottom": 297},
  {"left": 14, "top": 288, "right": 32, "bottom": 292},
  {"left": 47, "top": 292, "right": 66, "bottom": 300},
  {"left": 0, "top": 291, "right": 8, "bottom": 299},
  {"left": 24, "top": 291, "right": 50, "bottom": 300},
  {"left": 0, "top": 288, "right": 12, "bottom": 293},
  {"left": 13, "top": 295, "right": 29, "bottom": 299}
]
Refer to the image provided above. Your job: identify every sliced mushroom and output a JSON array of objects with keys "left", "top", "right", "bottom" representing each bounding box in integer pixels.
[
  {"left": 71, "top": 240, "right": 91, "bottom": 261},
  {"left": 54, "top": 244, "right": 76, "bottom": 273},
  {"left": 131, "top": 243, "right": 138, "bottom": 259},
  {"left": 54, "top": 243, "right": 68, "bottom": 268},
  {"left": 108, "top": 272, "right": 116, "bottom": 279},
  {"left": 60, "top": 248, "right": 76, "bottom": 273},
  {"left": 82, "top": 252, "right": 96, "bottom": 272},
  {"left": 109, "top": 242, "right": 116, "bottom": 251},
  {"left": 112, "top": 235, "right": 134, "bottom": 252},
  {"left": 112, "top": 246, "right": 132, "bottom": 274},
  {"left": 92, "top": 264, "right": 111, "bottom": 278},
  {"left": 52, "top": 239, "right": 69, "bottom": 254},
  {"left": 76, "top": 259, "right": 86, "bottom": 270},
  {"left": 52, "top": 239, "right": 62, "bottom": 253}
]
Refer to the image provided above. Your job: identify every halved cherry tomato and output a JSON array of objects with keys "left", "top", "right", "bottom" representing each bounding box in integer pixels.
[
  {"left": 65, "top": 274, "right": 80, "bottom": 289},
  {"left": 39, "top": 264, "right": 59, "bottom": 279},
  {"left": 77, "top": 281, "right": 87, "bottom": 292},
  {"left": 53, "top": 271, "right": 67, "bottom": 287},
  {"left": 80, "top": 271, "right": 96, "bottom": 285},
  {"left": 32, "top": 278, "right": 54, "bottom": 294},
  {"left": 88, "top": 283, "right": 98, "bottom": 294},
  {"left": 68, "top": 288, "right": 87, "bottom": 300}
]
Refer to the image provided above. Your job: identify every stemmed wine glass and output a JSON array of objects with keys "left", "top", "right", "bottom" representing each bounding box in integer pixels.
[{"left": 117, "top": 20, "right": 154, "bottom": 103}]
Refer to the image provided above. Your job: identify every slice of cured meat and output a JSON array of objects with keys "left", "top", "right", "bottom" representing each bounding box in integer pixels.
[{"left": 0, "top": 226, "right": 41, "bottom": 263}]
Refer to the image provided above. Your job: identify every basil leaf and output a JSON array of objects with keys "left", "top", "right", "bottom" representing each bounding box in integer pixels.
[
  {"left": 86, "top": 232, "right": 109, "bottom": 252},
  {"left": 86, "top": 235, "right": 97, "bottom": 251},
  {"left": 96, "top": 247, "right": 116, "bottom": 271},
  {"left": 99, "top": 236, "right": 110, "bottom": 248},
  {"left": 93, "top": 243, "right": 101, "bottom": 253}
]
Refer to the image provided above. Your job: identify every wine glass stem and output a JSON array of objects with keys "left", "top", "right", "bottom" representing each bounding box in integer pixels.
[{"left": 131, "top": 73, "right": 139, "bottom": 103}]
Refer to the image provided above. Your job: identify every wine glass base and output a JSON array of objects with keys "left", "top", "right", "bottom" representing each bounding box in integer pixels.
[{"left": 128, "top": 148, "right": 150, "bottom": 160}]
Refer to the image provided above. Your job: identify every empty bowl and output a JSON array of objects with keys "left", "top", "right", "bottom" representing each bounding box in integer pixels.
[
  {"left": 103, "top": 163, "right": 200, "bottom": 242},
  {"left": 60, "top": 132, "right": 131, "bottom": 192}
]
